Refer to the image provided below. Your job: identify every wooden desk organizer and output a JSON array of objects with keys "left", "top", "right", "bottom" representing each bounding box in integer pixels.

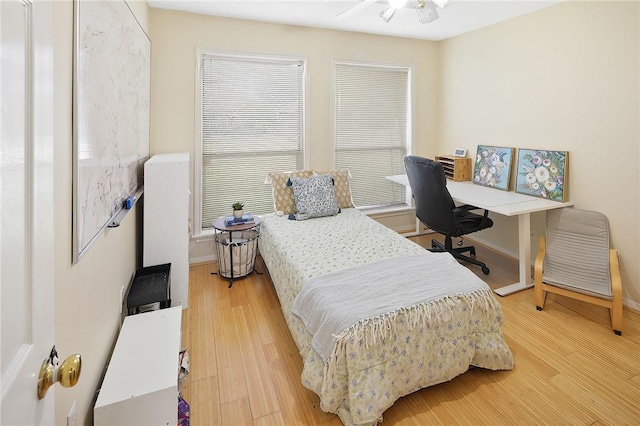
[{"left": 435, "top": 155, "right": 472, "bottom": 181}]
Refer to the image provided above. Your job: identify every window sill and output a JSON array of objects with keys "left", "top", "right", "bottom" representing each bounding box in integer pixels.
[
  {"left": 192, "top": 229, "right": 216, "bottom": 242},
  {"left": 360, "top": 205, "right": 414, "bottom": 218}
]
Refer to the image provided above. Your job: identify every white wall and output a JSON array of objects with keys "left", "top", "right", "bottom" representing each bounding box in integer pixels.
[
  {"left": 53, "top": 1, "right": 148, "bottom": 425},
  {"left": 148, "top": 8, "right": 440, "bottom": 261},
  {"left": 439, "top": 1, "right": 639, "bottom": 306}
]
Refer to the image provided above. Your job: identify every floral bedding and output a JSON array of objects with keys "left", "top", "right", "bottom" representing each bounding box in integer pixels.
[{"left": 258, "top": 208, "right": 514, "bottom": 425}]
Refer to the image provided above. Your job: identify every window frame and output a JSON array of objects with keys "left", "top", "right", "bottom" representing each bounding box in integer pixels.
[
  {"left": 194, "top": 49, "right": 308, "bottom": 238},
  {"left": 331, "top": 59, "right": 413, "bottom": 212}
]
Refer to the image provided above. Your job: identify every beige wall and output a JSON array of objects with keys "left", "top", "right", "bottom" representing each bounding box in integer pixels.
[
  {"left": 49, "top": 2, "right": 638, "bottom": 424},
  {"left": 148, "top": 9, "right": 440, "bottom": 260},
  {"left": 149, "top": 9, "right": 439, "bottom": 163},
  {"left": 145, "top": 0, "right": 634, "bottom": 342},
  {"left": 53, "top": 1, "right": 148, "bottom": 425},
  {"left": 439, "top": 1, "right": 639, "bottom": 306},
  {"left": 151, "top": 3, "right": 639, "bottom": 307}
]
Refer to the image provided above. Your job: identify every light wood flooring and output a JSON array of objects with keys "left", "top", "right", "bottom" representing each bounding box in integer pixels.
[{"left": 179, "top": 235, "right": 640, "bottom": 425}]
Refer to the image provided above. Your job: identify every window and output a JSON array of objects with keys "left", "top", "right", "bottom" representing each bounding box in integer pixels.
[
  {"left": 334, "top": 62, "right": 411, "bottom": 209},
  {"left": 196, "top": 52, "right": 305, "bottom": 234}
]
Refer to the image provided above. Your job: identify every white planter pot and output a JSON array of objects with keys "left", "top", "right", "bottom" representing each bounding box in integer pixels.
[{"left": 233, "top": 210, "right": 243, "bottom": 219}]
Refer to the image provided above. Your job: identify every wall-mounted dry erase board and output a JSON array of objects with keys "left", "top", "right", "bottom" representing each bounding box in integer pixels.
[{"left": 72, "top": 0, "right": 150, "bottom": 263}]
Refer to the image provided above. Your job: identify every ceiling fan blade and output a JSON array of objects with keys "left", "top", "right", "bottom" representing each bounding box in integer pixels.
[{"left": 337, "top": 0, "right": 379, "bottom": 19}]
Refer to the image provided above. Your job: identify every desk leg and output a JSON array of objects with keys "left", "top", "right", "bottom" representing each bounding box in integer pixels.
[{"left": 494, "top": 213, "right": 534, "bottom": 296}]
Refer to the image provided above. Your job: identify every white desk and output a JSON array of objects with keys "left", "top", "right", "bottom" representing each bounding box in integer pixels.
[{"left": 387, "top": 175, "right": 574, "bottom": 296}]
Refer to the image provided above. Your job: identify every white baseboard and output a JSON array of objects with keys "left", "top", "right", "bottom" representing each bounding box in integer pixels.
[
  {"left": 623, "top": 298, "right": 640, "bottom": 312},
  {"left": 190, "top": 254, "right": 215, "bottom": 265},
  {"left": 467, "top": 236, "right": 518, "bottom": 261}
]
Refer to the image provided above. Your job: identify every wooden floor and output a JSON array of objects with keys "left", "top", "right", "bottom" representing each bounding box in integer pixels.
[{"left": 180, "top": 235, "right": 640, "bottom": 425}]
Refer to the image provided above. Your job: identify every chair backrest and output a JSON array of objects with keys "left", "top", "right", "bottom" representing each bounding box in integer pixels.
[
  {"left": 544, "top": 208, "right": 612, "bottom": 298},
  {"left": 403, "top": 156, "right": 456, "bottom": 235}
]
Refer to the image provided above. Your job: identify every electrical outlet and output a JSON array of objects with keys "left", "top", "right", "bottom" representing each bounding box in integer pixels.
[{"left": 67, "top": 400, "right": 77, "bottom": 426}]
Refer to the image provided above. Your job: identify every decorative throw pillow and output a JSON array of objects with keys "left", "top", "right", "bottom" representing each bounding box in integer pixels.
[
  {"left": 265, "top": 169, "right": 355, "bottom": 215},
  {"left": 289, "top": 174, "right": 340, "bottom": 220},
  {"left": 315, "top": 169, "right": 355, "bottom": 209},
  {"left": 265, "top": 170, "right": 314, "bottom": 215}
]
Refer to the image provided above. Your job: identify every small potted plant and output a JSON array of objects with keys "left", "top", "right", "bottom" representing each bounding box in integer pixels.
[{"left": 232, "top": 201, "right": 244, "bottom": 219}]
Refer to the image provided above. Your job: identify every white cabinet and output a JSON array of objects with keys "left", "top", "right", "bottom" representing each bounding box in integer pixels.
[
  {"left": 143, "top": 153, "right": 190, "bottom": 309},
  {"left": 94, "top": 307, "right": 182, "bottom": 426}
]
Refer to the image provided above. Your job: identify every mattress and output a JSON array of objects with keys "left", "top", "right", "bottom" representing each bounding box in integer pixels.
[{"left": 258, "top": 208, "right": 514, "bottom": 425}]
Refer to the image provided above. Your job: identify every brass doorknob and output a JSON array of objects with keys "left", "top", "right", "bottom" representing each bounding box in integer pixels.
[{"left": 37, "top": 350, "right": 81, "bottom": 399}]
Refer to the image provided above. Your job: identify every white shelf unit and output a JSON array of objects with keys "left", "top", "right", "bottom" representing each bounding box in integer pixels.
[
  {"left": 94, "top": 307, "right": 182, "bottom": 426},
  {"left": 143, "top": 153, "right": 190, "bottom": 309}
]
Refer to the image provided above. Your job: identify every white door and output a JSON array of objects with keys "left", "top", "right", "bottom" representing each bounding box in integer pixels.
[{"left": 1, "top": 0, "right": 55, "bottom": 424}]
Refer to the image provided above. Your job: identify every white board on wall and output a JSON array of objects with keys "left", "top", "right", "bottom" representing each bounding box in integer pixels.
[{"left": 72, "top": 0, "right": 150, "bottom": 263}]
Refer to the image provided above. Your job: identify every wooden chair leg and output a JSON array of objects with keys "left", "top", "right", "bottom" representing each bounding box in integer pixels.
[
  {"left": 534, "top": 284, "right": 546, "bottom": 310},
  {"left": 610, "top": 249, "right": 623, "bottom": 335},
  {"left": 534, "top": 237, "right": 546, "bottom": 310},
  {"left": 611, "top": 306, "right": 622, "bottom": 336}
]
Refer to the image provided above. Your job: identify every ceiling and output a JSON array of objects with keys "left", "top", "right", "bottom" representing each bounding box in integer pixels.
[{"left": 146, "top": 0, "right": 563, "bottom": 41}]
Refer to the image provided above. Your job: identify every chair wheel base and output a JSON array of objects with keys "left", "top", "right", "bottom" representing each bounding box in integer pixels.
[
  {"left": 614, "top": 330, "right": 622, "bottom": 336},
  {"left": 433, "top": 238, "right": 489, "bottom": 274},
  {"left": 536, "top": 306, "right": 543, "bottom": 311}
]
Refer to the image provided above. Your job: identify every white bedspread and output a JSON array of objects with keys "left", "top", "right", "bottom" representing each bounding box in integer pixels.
[
  {"left": 291, "top": 253, "right": 488, "bottom": 363},
  {"left": 258, "top": 208, "right": 514, "bottom": 425}
]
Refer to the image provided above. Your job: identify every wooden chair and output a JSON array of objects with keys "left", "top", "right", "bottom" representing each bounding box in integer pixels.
[{"left": 534, "top": 208, "right": 622, "bottom": 335}]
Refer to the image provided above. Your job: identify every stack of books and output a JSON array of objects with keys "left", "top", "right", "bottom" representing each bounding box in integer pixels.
[{"left": 224, "top": 213, "right": 255, "bottom": 226}]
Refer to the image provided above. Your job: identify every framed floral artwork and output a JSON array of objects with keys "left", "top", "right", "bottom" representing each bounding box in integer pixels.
[
  {"left": 515, "top": 149, "right": 569, "bottom": 201},
  {"left": 472, "top": 145, "right": 515, "bottom": 191}
]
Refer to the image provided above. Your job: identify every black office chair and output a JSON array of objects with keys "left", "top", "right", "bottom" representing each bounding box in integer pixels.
[{"left": 404, "top": 155, "right": 493, "bottom": 275}]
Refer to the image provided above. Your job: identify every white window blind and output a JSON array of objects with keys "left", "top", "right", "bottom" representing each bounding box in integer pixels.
[
  {"left": 198, "top": 53, "right": 305, "bottom": 231},
  {"left": 334, "top": 62, "right": 410, "bottom": 209}
]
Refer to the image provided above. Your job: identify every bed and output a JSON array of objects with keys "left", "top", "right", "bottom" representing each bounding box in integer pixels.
[{"left": 258, "top": 207, "right": 514, "bottom": 425}]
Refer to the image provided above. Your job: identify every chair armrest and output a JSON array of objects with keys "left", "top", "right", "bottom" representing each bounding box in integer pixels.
[
  {"left": 534, "top": 236, "right": 546, "bottom": 283},
  {"left": 453, "top": 205, "right": 490, "bottom": 225},
  {"left": 534, "top": 236, "right": 547, "bottom": 308},
  {"left": 610, "top": 249, "right": 621, "bottom": 282},
  {"left": 610, "top": 249, "right": 622, "bottom": 303},
  {"left": 454, "top": 204, "right": 480, "bottom": 212},
  {"left": 610, "top": 249, "right": 623, "bottom": 333},
  {"left": 453, "top": 205, "right": 490, "bottom": 217}
]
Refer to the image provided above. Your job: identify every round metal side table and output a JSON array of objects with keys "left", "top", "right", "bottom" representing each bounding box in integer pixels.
[{"left": 211, "top": 216, "right": 262, "bottom": 288}]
